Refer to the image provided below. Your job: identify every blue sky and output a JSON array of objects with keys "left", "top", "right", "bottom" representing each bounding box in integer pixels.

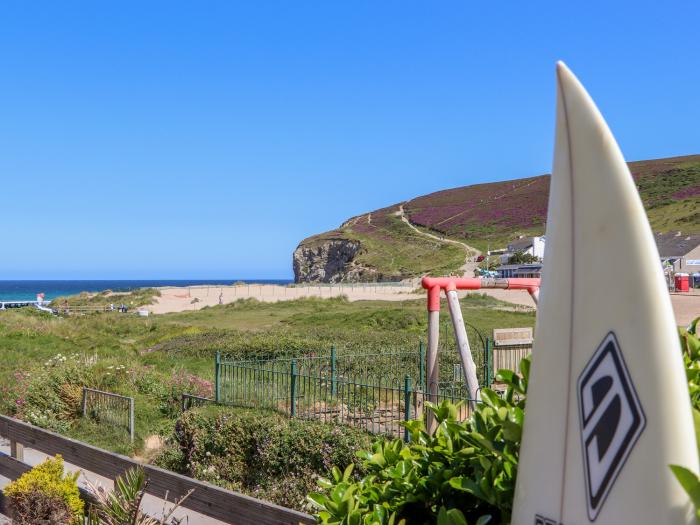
[{"left": 2, "top": 1, "right": 698, "bottom": 279}]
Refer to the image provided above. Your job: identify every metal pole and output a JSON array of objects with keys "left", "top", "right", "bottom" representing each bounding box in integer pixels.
[
  {"left": 215, "top": 351, "right": 221, "bottom": 403},
  {"left": 129, "top": 397, "right": 135, "bottom": 442},
  {"left": 419, "top": 340, "right": 425, "bottom": 390},
  {"left": 529, "top": 287, "right": 540, "bottom": 305},
  {"left": 330, "top": 346, "right": 337, "bottom": 397},
  {"left": 290, "top": 360, "right": 297, "bottom": 417},
  {"left": 445, "top": 289, "right": 480, "bottom": 406},
  {"left": 404, "top": 375, "right": 412, "bottom": 442},
  {"left": 81, "top": 387, "right": 88, "bottom": 417},
  {"left": 426, "top": 286, "right": 440, "bottom": 434}
]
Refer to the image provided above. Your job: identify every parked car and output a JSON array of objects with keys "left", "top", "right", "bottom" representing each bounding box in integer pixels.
[{"left": 476, "top": 255, "right": 485, "bottom": 262}]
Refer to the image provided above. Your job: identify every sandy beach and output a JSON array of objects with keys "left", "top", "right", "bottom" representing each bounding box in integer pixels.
[
  {"left": 145, "top": 282, "right": 700, "bottom": 326},
  {"left": 146, "top": 282, "right": 540, "bottom": 314}
]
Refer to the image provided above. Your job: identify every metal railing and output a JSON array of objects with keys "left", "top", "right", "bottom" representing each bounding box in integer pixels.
[
  {"left": 214, "top": 351, "right": 476, "bottom": 440},
  {"left": 222, "top": 346, "right": 427, "bottom": 390},
  {"left": 181, "top": 393, "right": 214, "bottom": 411},
  {"left": 81, "top": 387, "right": 135, "bottom": 441}
]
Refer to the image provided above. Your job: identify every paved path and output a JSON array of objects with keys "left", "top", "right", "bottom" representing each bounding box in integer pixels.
[{"left": 670, "top": 289, "right": 700, "bottom": 327}]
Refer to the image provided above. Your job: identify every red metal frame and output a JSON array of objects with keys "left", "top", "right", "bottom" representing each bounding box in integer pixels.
[{"left": 421, "top": 276, "right": 541, "bottom": 311}]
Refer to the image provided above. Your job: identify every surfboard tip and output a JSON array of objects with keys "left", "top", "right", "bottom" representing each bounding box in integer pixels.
[{"left": 555, "top": 61, "right": 577, "bottom": 89}]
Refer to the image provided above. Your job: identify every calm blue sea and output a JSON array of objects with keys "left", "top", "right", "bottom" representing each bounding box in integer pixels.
[{"left": 0, "top": 280, "right": 292, "bottom": 301}]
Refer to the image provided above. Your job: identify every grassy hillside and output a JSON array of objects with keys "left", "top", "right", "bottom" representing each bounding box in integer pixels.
[
  {"left": 298, "top": 154, "right": 700, "bottom": 276},
  {"left": 301, "top": 204, "right": 468, "bottom": 281}
]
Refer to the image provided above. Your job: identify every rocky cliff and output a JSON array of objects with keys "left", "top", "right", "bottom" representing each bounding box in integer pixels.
[{"left": 293, "top": 238, "right": 399, "bottom": 283}]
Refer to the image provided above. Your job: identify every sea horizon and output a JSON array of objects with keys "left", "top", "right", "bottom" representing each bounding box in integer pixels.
[{"left": 0, "top": 279, "right": 293, "bottom": 302}]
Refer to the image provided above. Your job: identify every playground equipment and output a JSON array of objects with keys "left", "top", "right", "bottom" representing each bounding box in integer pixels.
[{"left": 421, "top": 276, "right": 540, "bottom": 428}]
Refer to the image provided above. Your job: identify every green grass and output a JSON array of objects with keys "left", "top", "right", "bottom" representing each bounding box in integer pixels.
[
  {"left": 307, "top": 212, "right": 467, "bottom": 279},
  {"left": 0, "top": 296, "right": 535, "bottom": 457}
]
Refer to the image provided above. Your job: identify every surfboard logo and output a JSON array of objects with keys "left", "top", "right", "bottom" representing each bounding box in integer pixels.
[
  {"left": 534, "top": 515, "right": 558, "bottom": 525},
  {"left": 578, "top": 332, "right": 646, "bottom": 521}
]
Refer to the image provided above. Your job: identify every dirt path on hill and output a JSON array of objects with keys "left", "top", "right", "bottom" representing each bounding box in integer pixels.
[{"left": 397, "top": 204, "right": 481, "bottom": 277}]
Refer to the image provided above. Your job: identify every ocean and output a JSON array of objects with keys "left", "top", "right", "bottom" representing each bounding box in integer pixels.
[{"left": 0, "top": 280, "right": 292, "bottom": 302}]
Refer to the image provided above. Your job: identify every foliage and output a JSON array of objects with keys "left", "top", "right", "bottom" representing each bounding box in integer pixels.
[
  {"left": 671, "top": 317, "right": 700, "bottom": 518},
  {"left": 0, "top": 356, "right": 90, "bottom": 433},
  {"left": 308, "top": 360, "right": 528, "bottom": 525},
  {"left": 0, "top": 349, "right": 213, "bottom": 453},
  {"left": 86, "top": 466, "right": 190, "bottom": 525},
  {"left": 0, "top": 296, "right": 533, "bottom": 482},
  {"left": 506, "top": 252, "right": 539, "bottom": 265},
  {"left": 155, "top": 405, "right": 372, "bottom": 510},
  {"left": 5, "top": 455, "right": 84, "bottom": 525}
]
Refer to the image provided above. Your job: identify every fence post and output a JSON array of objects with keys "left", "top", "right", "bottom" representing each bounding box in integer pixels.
[
  {"left": 129, "top": 397, "right": 135, "bottom": 442},
  {"left": 419, "top": 340, "right": 425, "bottom": 390},
  {"left": 330, "top": 346, "right": 337, "bottom": 397},
  {"left": 81, "top": 387, "right": 88, "bottom": 417},
  {"left": 403, "top": 375, "right": 412, "bottom": 442},
  {"left": 215, "top": 351, "right": 221, "bottom": 403},
  {"left": 290, "top": 360, "right": 297, "bottom": 417}
]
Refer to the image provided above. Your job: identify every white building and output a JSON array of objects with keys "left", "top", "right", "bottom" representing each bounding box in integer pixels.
[
  {"left": 508, "top": 236, "right": 545, "bottom": 258},
  {"left": 498, "top": 236, "right": 546, "bottom": 264}
]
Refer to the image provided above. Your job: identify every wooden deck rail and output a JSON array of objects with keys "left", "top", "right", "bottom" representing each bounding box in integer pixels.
[{"left": 0, "top": 415, "right": 315, "bottom": 525}]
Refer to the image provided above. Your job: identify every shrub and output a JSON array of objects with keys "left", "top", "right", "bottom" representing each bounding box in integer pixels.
[
  {"left": 5, "top": 455, "right": 83, "bottom": 525},
  {"left": 155, "top": 405, "right": 372, "bottom": 510},
  {"left": 671, "top": 318, "right": 700, "bottom": 517},
  {"left": 310, "top": 318, "right": 700, "bottom": 524},
  {"left": 5, "top": 358, "right": 90, "bottom": 433},
  {"left": 307, "top": 360, "right": 526, "bottom": 525},
  {"left": 507, "top": 251, "right": 539, "bottom": 265}
]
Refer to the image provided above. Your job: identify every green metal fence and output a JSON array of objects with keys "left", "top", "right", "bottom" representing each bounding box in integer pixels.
[
  {"left": 81, "top": 387, "right": 135, "bottom": 441},
  {"left": 214, "top": 345, "right": 479, "bottom": 440}
]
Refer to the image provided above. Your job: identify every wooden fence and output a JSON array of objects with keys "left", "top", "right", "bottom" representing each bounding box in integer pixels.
[
  {"left": 0, "top": 415, "right": 314, "bottom": 525},
  {"left": 488, "top": 328, "right": 533, "bottom": 383},
  {"left": 492, "top": 344, "right": 532, "bottom": 375}
]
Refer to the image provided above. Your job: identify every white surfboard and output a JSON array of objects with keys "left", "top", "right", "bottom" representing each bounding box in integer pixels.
[{"left": 511, "top": 62, "right": 698, "bottom": 524}]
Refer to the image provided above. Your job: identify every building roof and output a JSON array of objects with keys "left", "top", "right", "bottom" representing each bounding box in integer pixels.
[
  {"left": 654, "top": 232, "right": 700, "bottom": 257},
  {"left": 497, "top": 263, "right": 543, "bottom": 271},
  {"left": 507, "top": 238, "right": 534, "bottom": 252}
]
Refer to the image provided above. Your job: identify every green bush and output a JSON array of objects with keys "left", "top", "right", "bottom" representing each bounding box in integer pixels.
[
  {"left": 5, "top": 455, "right": 83, "bottom": 525},
  {"left": 155, "top": 405, "right": 372, "bottom": 510},
  {"left": 0, "top": 351, "right": 213, "bottom": 442},
  {"left": 1, "top": 357, "right": 91, "bottom": 433},
  {"left": 307, "top": 361, "right": 526, "bottom": 525},
  {"left": 310, "top": 318, "right": 700, "bottom": 524},
  {"left": 671, "top": 318, "right": 700, "bottom": 517}
]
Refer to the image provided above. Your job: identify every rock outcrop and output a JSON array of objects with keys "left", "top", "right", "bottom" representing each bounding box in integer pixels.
[{"left": 293, "top": 238, "right": 362, "bottom": 283}]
